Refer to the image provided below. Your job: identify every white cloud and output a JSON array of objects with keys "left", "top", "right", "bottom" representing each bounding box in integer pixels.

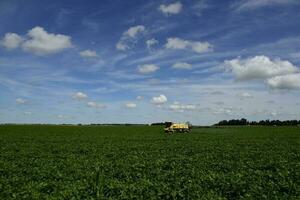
[
  {"left": 16, "top": 98, "right": 26, "bottom": 104},
  {"left": 169, "top": 102, "right": 196, "bottom": 112},
  {"left": 233, "top": 0, "right": 298, "bottom": 11},
  {"left": 213, "top": 108, "right": 235, "bottom": 116},
  {"left": 146, "top": 38, "right": 158, "bottom": 50},
  {"left": 116, "top": 42, "right": 129, "bottom": 51},
  {"left": 172, "top": 62, "right": 192, "bottom": 70},
  {"left": 165, "top": 37, "right": 213, "bottom": 54},
  {"left": 166, "top": 37, "right": 189, "bottom": 49},
  {"left": 267, "top": 73, "right": 300, "bottom": 90},
  {"left": 159, "top": 2, "right": 183, "bottom": 15},
  {"left": 116, "top": 25, "right": 145, "bottom": 51},
  {"left": 124, "top": 25, "right": 145, "bottom": 38},
  {"left": 138, "top": 64, "right": 159, "bottom": 74},
  {"left": 151, "top": 94, "right": 168, "bottom": 105},
  {"left": 224, "top": 56, "right": 298, "bottom": 81},
  {"left": 57, "top": 114, "right": 68, "bottom": 119},
  {"left": 125, "top": 102, "right": 137, "bottom": 108},
  {"left": 1, "top": 33, "right": 23, "bottom": 50},
  {"left": 87, "top": 101, "right": 106, "bottom": 108},
  {"left": 22, "top": 26, "right": 72, "bottom": 55},
  {"left": 79, "top": 50, "right": 98, "bottom": 58},
  {"left": 191, "top": 41, "right": 213, "bottom": 54},
  {"left": 270, "top": 111, "right": 278, "bottom": 116},
  {"left": 72, "top": 92, "right": 87, "bottom": 100}
]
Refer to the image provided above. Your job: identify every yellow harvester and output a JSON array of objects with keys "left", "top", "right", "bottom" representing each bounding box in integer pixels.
[{"left": 164, "top": 122, "right": 191, "bottom": 133}]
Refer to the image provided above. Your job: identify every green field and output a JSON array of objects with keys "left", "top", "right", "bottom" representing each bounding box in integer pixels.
[{"left": 0, "top": 125, "right": 299, "bottom": 199}]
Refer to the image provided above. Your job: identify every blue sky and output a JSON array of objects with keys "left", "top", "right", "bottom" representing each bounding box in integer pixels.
[{"left": 1, "top": 0, "right": 300, "bottom": 125}]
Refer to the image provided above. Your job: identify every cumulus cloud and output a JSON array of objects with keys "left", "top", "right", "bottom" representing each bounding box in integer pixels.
[
  {"left": 138, "top": 64, "right": 159, "bottom": 74},
  {"left": 267, "top": 73, "right": 300, "bottom": 90},
  {"left": 233, "top": 0, "right": 298, "bottom": 11},
  {"left": 72, "top": 92, "right": 87, "bottom": 100},
  {"left": 172, "top": 62, "right": 192, "bottom": 69},
  {"left": 22, "top": 26, "right": 72, "bottom": 55},
  {"left": 125, "top": 102, "right": 137, "bottom": 108},
  {"left": 169, "top": 102, "right": 196, "bottom": 112},
  {"left": 159, "top": 2, "right": 183, "bottom": 15},
  {"left": 224, "top": 55, "right": 298, "bottom": 81},
  {"left": 151, "top": 94, "right": 168, "bottom": 105},
  {"left": 1, "top": 27, "right": 72, "bottom": 55},
  {"left": 165, "top": 37, "right": 213, "bottom": 54},
  {"left": 16, "top": 98, "right": 26, "bottom": 104},
  {"left": 146, "top": 38, "right": 158, "bottom": 50},
  {"left": 1, "top": 33, "right": 23, "bottom": 50},
  {"left": 79, "top": 50, "right": 98, "bottom": 58},
  {"left": 87, "top": 101, "right": 106, "bottom": 108},
  {"left": 116, "top": 25, "right": 145, "bottom": 51}
]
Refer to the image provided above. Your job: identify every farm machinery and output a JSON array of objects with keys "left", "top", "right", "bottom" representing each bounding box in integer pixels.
[{"left": 164, "top": 122, "right": 192, "bottom": 133}]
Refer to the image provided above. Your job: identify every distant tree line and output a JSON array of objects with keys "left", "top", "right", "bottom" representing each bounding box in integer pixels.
[
  {"left": 215, "top": 118, "right": 300, "bottom": 126},
  {"left": 81, "top": 123, "right": 149, "bottom": 126},
  {"left": 151, "top": 122, "right": 166, "bottom": 126}
]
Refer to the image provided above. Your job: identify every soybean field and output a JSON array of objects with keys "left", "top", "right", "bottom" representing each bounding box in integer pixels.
[{"left": 0, "top": 125, "right": 299, "bottom": 199}]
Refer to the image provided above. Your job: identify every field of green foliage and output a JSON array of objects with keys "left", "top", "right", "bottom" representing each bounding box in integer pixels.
[{"left": 0, "top": 125, "right": 299, "bottom": 199}]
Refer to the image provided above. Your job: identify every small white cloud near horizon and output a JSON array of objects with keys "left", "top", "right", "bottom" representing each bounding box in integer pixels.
[
  {"left": 22, "top": 26, "right": 72, "bottom": 55},
  {"left": 151, "top": 94, "right": 168, "bottom": 105},
  {"left": 87, "top": 101, "right": 106, "bottom": 108},
  {"left": 159, "top": 2, "right": 183, "bottom": 15},
  {"left": 267, "top": 73, "right": 300, "bottom": 90},
  {"left": 57, "top": 114, "right": 69, "bottom": 119},
  {"left": 138, "top": 64, "right": 159, "bottom": 74},
  {"left": 172, "top": 62, "right": 192, "bottom": 70},
  {"left": 79, "top": 50, "right": 98, "bottom": 58},
  {"left": 270, "top": 110, "right": 278, "bottom": 117},
  {"left": 125, "top": 102, "right": 137, "bottom": 108},
  {"left": 72, "top": 92, "right": 87, "bottom": 100},
  {"left": 1, "top": 33, "right": 23, "bottom": 50},
  {"left": 165, "top": 37, "right": 213, "bottom": 54},
  {"left": 16, "top": 98, "right": 27, "bottom": 104},
  {"left": 169, "top": 102, "right": 196, "bottom": 112},
  {"left": 213, "top": 108, "right": 235, "bottom": 116},
  {"left": 224, "top": 55, "right": 298, "bottom": 81}
]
